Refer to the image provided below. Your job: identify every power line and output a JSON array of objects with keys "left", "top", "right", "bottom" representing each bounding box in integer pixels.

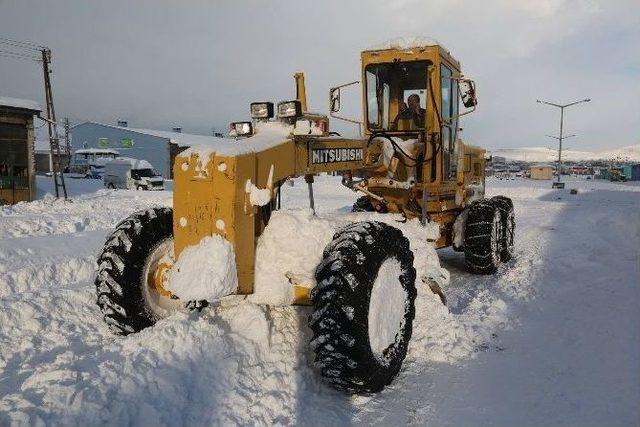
[
  {"left": 0, "top": 49, "right": 41, "bottom": 62},
  {"left": 0, "top": 37, "right": 45, "bottom": 51}
]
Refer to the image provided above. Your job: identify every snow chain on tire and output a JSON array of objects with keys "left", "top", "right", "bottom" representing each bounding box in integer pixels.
[
  {"left": 309, "top": 221, "right": 417, "bottom": 393},
  {"left": 95, "top": 207, "right": 176, "bottom": 334},
  {"left": 464, "top": 200, "right": 502, "bottom": 274},
  {"left": 491, "top": 195, "right": 515, "bottom": 262}
]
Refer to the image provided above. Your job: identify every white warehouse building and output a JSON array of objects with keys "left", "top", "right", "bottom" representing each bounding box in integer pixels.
[{"left": 70, "top": 121, "right": 223, "bottom": 178}]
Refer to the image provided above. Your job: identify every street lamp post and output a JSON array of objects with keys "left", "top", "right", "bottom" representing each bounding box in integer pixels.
[{"left": 536, "top": 98, "right": 590, "bottom": 187}]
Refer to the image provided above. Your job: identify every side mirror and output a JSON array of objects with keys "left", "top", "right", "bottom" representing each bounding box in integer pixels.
[
  {"left": 459, "top": 79, "right": 478, "bottom": 108},
  {"left": 329, "top": 87, "right": 341, "bottom": 113}
]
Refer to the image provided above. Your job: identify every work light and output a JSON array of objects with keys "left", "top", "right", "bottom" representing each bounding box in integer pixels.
[
  {"left": 250, "top": 102, "right": 274, "bottom": 119},
  {"left": 229, "top": 121, "right": 253, "bottom": 137},
  {"left": 276, "top": 100, "right": 302, "bottom": 119}
]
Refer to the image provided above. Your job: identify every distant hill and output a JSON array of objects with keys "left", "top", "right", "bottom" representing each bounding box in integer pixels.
[{"left": 491, "top": 144, "right": 640, "bottom": 162}]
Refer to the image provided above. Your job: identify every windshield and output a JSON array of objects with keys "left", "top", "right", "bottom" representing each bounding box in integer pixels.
[
  {"left": 131, "top": 168, "right": 158, "bottom": 179},
  {"left": 365, "top": 61, "right": 428, "bottom": 131}
]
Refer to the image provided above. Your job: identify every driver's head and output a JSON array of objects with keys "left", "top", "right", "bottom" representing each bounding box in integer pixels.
[{"left": 407, "top": 94, "right": 420, "bottom": 110}]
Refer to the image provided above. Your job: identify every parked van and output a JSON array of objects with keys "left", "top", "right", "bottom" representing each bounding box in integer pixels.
[
  {"left": 104, "top": 157, "right": 164, "bottom": 191},
  {"left": 68, "top": 148, "right": 120, "bottom": 178}
]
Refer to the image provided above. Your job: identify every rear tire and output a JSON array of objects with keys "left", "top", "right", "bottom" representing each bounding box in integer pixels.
[
  {"left": 95, "top": 207, "right": 183, "bottom": 334},
  {"left": 464, "top": 200, "right": 502, "bottom": 274},
  {"left": 310, "top": 221, "right": 417, "bottom": 393},
  {"left": 351, "top": 196, "right": 375, "bottom": 212},
  {"left": 491, "top": 196, "right": 515, "bottom": 262}
]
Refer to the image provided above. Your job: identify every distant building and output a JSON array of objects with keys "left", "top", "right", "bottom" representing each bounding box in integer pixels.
[
  {"left": 70, "top": 121, "right": 220, "bottom": 178},
  {"left": 0, "top": 97, "right": 41, "bottom": 204},
  {"left": 631, "top": 164, "right": 640, "bottom": 181},
  {"left": 594, "top": 167, "right": 609, "bottom": 180},
  {"left": 529, "top": 164, "right": 554, "bottom": 180}
]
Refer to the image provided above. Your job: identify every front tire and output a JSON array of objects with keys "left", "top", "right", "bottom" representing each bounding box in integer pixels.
[
  {"left": 464, "top": 200, "right": 502, "bottom": 274},
  {"left": 95, "top": 207, "right": 182, "bottom": 334},
  {"left": 310, "top": 221, "right": 417, "bottom": 393}
]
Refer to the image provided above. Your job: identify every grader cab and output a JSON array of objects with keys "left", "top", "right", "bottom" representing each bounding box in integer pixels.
[{"left": 95, "top": 39, "right": 515, "bottom": 393}]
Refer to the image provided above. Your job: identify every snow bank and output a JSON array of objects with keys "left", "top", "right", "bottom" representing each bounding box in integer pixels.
[
  {"left": 167, "top": 235, "right": 238, "bottom": 301},
  {"left": 4, "top": 174, "right": 638, "bottom": 424}
]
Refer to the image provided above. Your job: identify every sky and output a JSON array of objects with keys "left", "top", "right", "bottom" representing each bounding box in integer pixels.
[{"left": 0, "top": 0, "right": 638, "bottom": 151}]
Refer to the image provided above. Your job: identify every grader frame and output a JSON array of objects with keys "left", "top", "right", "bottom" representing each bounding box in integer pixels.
[{"left": 170, "top": 42, "right": 485, "bottom": 301}]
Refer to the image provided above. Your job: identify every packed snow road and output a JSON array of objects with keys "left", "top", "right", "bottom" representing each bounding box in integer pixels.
[{"left": 0, "top": 176, "right": 638, "bottom": 426}]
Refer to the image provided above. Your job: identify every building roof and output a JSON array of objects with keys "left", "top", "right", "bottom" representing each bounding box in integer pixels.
[
  {"left": 72, "top": 121, "right": 222, "bottom": 148},
  {"left": 75, "top": 148, "right": 120, "bottom": 154},
  {"left": 0, "top": 96, "right": 41, "bottom": 112},
  {"left": 109, "top": 157, "right": 154, "bottom": 169},
  {"left": 530, "top": 163, "right": 554, "bottom": 169}
]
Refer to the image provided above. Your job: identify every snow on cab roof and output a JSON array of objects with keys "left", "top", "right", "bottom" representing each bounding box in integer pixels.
[
  {"left": 364, "top": 36, "right": 445, "bottom": 52},
  {"left": 0, "top": 96, "right": 41, "bottom": 112}
]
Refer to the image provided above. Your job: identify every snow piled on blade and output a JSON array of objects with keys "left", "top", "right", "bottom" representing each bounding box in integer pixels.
[
  {"left": 251, "top": 208, "right": 443, "bottom": 305},
  {"left": 167, "top": 235, "right": 238, "bottom": 301}
]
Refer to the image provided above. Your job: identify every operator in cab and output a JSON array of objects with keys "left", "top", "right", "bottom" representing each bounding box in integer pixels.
[{"left": 391, "top": 94, "right": 425, "bottom": 129}]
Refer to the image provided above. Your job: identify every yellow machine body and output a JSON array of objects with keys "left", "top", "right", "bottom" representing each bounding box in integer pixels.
[{"left": 171, "top": 42, "right": 485, "bottom": 299}]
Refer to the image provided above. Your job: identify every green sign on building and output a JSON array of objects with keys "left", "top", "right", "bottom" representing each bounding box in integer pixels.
[
  {"left": 120, "top": 138, "right": 134, "bottom": 148},
  {"left": 97, "top": 137, "right": 109, "bottom": 148}
]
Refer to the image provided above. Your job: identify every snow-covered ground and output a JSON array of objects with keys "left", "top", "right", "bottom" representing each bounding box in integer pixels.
[{"left": 0, "top": 175, "right": 638, "bottom": 426}]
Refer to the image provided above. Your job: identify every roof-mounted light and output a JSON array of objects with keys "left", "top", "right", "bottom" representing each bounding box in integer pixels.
[
  {"left": 276, "top": 100, "right": 302, "bottom": 119},
  {"left": 250, "top": 102, "right": 274, "bottom": 119},
  {"left": 229, "top": 121, "right": 253, "bottom": 138}
]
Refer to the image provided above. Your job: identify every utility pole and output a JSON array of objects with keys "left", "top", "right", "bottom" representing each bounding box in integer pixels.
[
  {"left": 537, "top": 98, "right": 590, "bottom": 188},
  {"left": 41, "top": 47, "right": 67, "bottom": 198},
  {"left": 64, "top": 117, "right": 71, "bottom": 163}
]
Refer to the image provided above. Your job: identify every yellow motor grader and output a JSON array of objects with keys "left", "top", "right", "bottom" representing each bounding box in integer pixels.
[{"left": 95, "top": 39, "right": 514, "bottom": 393}]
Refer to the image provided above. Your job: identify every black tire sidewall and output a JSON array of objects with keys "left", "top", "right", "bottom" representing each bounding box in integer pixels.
[
  {"left": 311, "top": 221, "right": 417, "bottom": 393},
  {"left": 95, "top": 207, "right": 175, "bottom": 334}
]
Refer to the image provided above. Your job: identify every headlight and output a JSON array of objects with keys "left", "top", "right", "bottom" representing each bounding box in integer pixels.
[
  {"left": 229, "top": 121, "right": 253, "bottom": 137},
  {"left": 250, "top": 102, "right": 274, "bottom": 119},
  {"left": 277, "top": 100, "right": 302, "bottom": 119}
]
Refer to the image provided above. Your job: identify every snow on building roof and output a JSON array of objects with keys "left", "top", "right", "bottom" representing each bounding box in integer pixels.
[
  {"left": 0, "top": 96, "right": 41, "bottom": 112},
  {"left": 73, "top": 121, "right": 228, "bottom": 148},
  {"left": 73, "top": 120, "right": 294, "bottom": 157},
  {"left": 110, "top": 156, "right": 154, "bottom": 169},
  {"left": 364, "top": 36, "right": 445, "bottom": 52},
  {"left": 75, "top": 148, "right": 120, "bottom": 154}
]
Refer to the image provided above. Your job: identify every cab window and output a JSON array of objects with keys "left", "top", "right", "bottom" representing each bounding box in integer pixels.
[{"left": 365, "top": 61, "right": 427, "bottom": 131}]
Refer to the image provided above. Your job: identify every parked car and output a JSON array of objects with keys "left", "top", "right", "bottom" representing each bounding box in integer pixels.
[
  {"left": 104, "top": 157, "right": 164, "bottom": 191},
  {"left": 68, "top": 148, "right": 119, "bottom": 178}
]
